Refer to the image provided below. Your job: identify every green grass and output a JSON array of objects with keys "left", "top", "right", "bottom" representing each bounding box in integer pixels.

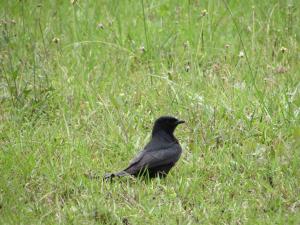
[{"left": 1, "top": 0, "right": 300, "bottom": 224}]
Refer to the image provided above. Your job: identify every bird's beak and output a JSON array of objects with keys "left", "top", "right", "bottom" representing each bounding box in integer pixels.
[{"left": 176, "top": 120, "right": 185, "bottom": 125}]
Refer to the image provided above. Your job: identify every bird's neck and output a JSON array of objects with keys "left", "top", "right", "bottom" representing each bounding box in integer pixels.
[{"left": 152, "top": 130, "right": 177, "bottom": 143}]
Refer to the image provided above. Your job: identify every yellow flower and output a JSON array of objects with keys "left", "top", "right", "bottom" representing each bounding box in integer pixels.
[
  {"left": 201, "top": 9, "right": 208, "bottom": 17},
  {"left": 52, "top": 37, "right": 60, "bottom": 44},
  {"left": 280, "top": 47, "right": 288, "bottom": 53}
]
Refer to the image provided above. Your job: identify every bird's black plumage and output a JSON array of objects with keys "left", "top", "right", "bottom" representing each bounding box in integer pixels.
[{"left": 104, "top": 116, "right": 184, "bottom": 180}]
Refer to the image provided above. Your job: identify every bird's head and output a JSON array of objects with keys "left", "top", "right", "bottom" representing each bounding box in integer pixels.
[{"left": 152, "top": 116, "right": 185, "bottom": 136}]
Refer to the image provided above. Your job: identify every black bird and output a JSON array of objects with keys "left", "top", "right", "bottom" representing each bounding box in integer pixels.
[{"left": 104, "top": 116, "right": 185, "bottom": 180}]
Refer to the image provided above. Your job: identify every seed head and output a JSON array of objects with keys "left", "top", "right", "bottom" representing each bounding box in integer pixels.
[{"left": 239, "top": 51, "right": 245, "bottom": 58}]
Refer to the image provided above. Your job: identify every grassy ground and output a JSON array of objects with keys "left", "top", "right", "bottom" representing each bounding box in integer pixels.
[{"left": 1, "top": 0, "right": 300, "bottom": 224}]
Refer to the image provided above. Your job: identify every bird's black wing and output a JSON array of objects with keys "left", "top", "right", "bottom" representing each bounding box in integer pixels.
[
  {"left": 127, "top": 148, "right": 147, "bottom": 167},
  {"left": 124, "top": 143, "right": 182, "bottom": 175}
]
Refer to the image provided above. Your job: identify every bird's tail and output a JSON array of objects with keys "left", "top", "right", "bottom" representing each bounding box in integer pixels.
[{"left": 103, "top": 170, "right": 130, "bottom": 181}]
